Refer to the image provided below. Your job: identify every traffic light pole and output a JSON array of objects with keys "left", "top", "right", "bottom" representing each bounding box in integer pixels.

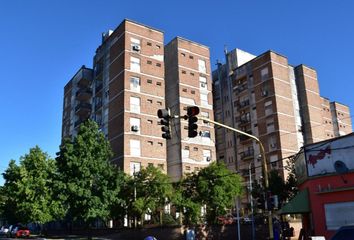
[{"left": 197, "top": 116, "right": 274, "bottom": 240}]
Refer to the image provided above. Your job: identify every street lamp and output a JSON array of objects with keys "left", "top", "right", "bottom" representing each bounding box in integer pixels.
[{"left": 197, "top": 116, "right": 273, "bottom": 240}]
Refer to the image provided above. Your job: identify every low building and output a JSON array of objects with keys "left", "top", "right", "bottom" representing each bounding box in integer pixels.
[{"left": 280, "top": 132, "right": 354, "bottom": 239}]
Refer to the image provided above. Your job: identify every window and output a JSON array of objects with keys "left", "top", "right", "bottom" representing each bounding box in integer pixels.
[
  {"left": 130, "top": 140, "right": 141, "bottom": 157},
  {"left": 158, "top": 164, "right": 164, "bottom": 170},
  {"left": 201, "top": 131, "right": 210, "bottom": 138},
  {"left": 324, "top": 201, "right": 354, "bottom": 230},
  {"left": 203, "top": 150, "right": 211, "bottom": 162},
  {"left": 147, "top": 99, "right": 153, "bottom": 104},
  {"left": 147, "top": 119, "right": 153, "bottom": 124},
  {"left": 130, "top": 76, "right": 140, "bottom": 92},
  {"left": 156, "top": 44, "right": 161, "bottom": 49},
  {"left": 201, "top": 111, "right": 210, "bottom": 125},
  {"left": 156, "top": 63, "right": 161, "bottom": 67},
  {"left": 156, "top": 82, "right": 162, "bottom": 86},
  {"left": 157, "top": 101, "right": 162, "bottom": 106},
  {"left": 130, "top": 117, "right": 140, "bottom": 133},
  {"left": 189, "top": 55, "right": 194, "bottom": 59},
  {"left": 264, "top": 100, "right": 273, "bottom": 115},
  {"left": 199, "top": 76, "right": 207, "bottom": 89},
  {"left": 268, "top": 135, "right": 277, "bottom": 150},
  {"left": 131, "top": 38, "right": 141, "bottom": 52},
  {"left": 147, "top": 42, "right": 152, "bottom": 46},
  {"left": 147, "top": 79, "right": 153, "bottom": 84},
  {"left": 158, "top": 142, "right": 163, "bottom": 146},
  {"left": 181, "top": 52, "right": 186, "bottom": 57},
  {"left": 261, "top": 67, "right": 269, "bottom": 81},
  {"left": 182, "top": 149, "right": 190, "bottom": 159},
  {"left": 182, "top": 88, "right": 187, "bottom": 92},
  {"left": 201, "top": 92, "right": 208, "bottom": 106},
  {"left": 148, "top": 141, "right": 153, "bottom": 145},
  {"left": 198, "top": 59, "right": 206, "bottom": 73},
  {"left": 191, "top": 90, "right": 195, "bottom": 94},
  {"left": 190, "top": 72, "right": 195, "bottom": 76},
  {"left": 193, "top": 147, "right": 198, "bottom": 151},
  {"left": 185, "top": 166, "right": 191, "bottom": 171},
  {"left": 130, "top": 96, "right": 140, "bottom": 113},
  {"left": 130, "top": 161, "right": 141, "bottom": 176},
  {"left": 147, "top": 60, "right": 152, "bottom": 65},
  {"left": 130, "top": 57, "right": 140, "bottom": 72},
  {"left": 182, "top": 70, "right": 186, "bottom": 74},
  {"left": 266, "top": 118, "right": 275, "bottom": 133}
]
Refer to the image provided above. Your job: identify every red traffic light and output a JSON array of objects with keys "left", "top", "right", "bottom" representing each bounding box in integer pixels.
[{"left": 187, "top": 106, "right": 200, "bottom": 117}]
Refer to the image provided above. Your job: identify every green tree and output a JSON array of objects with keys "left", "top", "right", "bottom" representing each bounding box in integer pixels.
[
  {"left": 1, "top": 147, "right": 64, "bottom": 225},
  {"left": 196, "top": 163, "right": 243, "bottom": 224},
  {"left": 284, "top": 157, "right": 298, "bottom": 200},
  {"left": 56, "top": 120, "right": 123, "bottom": 226},
  {"left": 127, "top": 165, "right": 173, "bottom": 226},
  {"left": 1, "top": 160, "right": 21, "bottom": 223},
  {"left": 172, "top": 173, "right": 203, "bottom": 225}
]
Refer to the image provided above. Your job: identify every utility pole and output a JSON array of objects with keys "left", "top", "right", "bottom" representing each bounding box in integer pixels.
[
  {"left": 249, "top": 162, "right": 255, "bottom": 240},
  {"left": 197, "top": 116, "right": 273, "bottom": 240}
]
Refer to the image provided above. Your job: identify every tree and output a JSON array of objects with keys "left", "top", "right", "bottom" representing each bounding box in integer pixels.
[
  {"left": 195, "top": 163, "right": 243, "bottom": 224},
  {"left": 56, "top": 120, "right": 123, "bottom": 226},
  {"left": 1, "top": 147, "right": 64, "bottom": 225},
  {"left": 127, "top": 165, "right": 173, "bottom": 226},
  {"left": 284, "top": 157, "right": 298, "bottom": 200},
  {"left": 172, "top": 173, "right": 203, "bottom": 225}
]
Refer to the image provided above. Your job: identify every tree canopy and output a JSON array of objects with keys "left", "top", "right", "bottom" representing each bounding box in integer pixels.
[{"left": 55, "top": 120, "right": 123, "bottom": 225}]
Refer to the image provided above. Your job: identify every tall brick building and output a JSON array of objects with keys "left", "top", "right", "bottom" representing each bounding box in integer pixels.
[
  {"left": 61, "top": 19, "right": 215, "bottom": 180},
  {"left": 213, "top": 48, "right": 352, "bottom": 184}
]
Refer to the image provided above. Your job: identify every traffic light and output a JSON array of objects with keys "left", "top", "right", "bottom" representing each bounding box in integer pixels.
[
  {"left": 157, "top": 108, "right": 171, "bottom": 139},
  {"left": 187, "top": 106, "right": 200, "bottom": 138}
]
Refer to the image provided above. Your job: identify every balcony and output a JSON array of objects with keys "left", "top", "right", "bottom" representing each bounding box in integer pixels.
[
  {"left": 239, "top": 130, "right": 252, "bottom": 142},
  {"left": 233, "top": 83, "right": 248, "bottom": 94},
  {"left": 237, "top": 114, "right": 251, "bottom": 126},
  {"left": 95, "top": 82, "right": 103, "bottom": 93},
  {"left": 75, "top": 102, "right": 92, "bottom": 116},
  {"left": 240, "top": 149, "right": 254, "bottom": 160},
  {"left": 74, "top": 118, "right": 87, "bottom": 128},
  {"left": 76, "top": 68, "right": 93, "bottom": 87},
  {"left": 76, "top": 88, "right": 92, "bottom": 101},
  {"left": 237, "top": 99, "right": 250, "bottom": 109}
]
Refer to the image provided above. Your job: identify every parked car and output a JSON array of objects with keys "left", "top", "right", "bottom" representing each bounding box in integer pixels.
[
  {"left": 217, "top": 215, "right": 234, "bottom": 225},
  {"left": 0, "top": 225, "right": 10, "bottom": 235},
  {"left": 330, "top": 225, "right": 354, "bottom": 240},
  {"left": 15, "top": 226, "right": 30, "bottom": 238}
]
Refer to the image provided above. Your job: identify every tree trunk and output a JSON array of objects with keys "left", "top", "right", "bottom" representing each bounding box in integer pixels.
[{"left": 160, "top": 210, "right": 163, "bottom": 226}]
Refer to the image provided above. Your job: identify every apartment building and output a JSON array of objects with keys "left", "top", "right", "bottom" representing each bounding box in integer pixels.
[
  {"left": 62, "top": 19, "right": 167, "bottom": 175},
  {"left": 62, "top": 20, "right": 215, "bottom": 180},
  {"left": 213, "top": 48, "right": 352, "bottom": 183},
  {"left": 164, "top": 37, "right": 216, "bottom": 181}
]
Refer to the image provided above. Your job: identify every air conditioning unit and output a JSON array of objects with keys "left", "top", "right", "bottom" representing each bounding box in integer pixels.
[
  {"left": 261, "top": 90, "right": 268, "bottom": 96},
  {"left": 132, "top": 45, "right": 141, "bottom": 51},
  {"left": 201, "top": 83, "right": 206, "bottom": 88},
  {"left": 206, "top": 157, "right": 211, "bottom": 162},
  {"left": 131, "top": 125, "right": 139, "bottom": 132}
]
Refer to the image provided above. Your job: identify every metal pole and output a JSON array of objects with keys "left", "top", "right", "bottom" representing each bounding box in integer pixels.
[
  {"left": 249, "top": 162, "right": 255, "bottom": 240},
  {"left": 133, "top": 165, "right": 137, "bottom": 228},
  {"left": 236, "top": 197, "right": 241, "bottom": 240},
  {"left": 197, "top": 116, "right": 273, "bottom": 239}
]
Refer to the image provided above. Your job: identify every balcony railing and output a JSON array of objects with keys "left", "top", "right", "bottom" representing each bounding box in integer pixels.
[
  {"left": 76, "top": 88, "right": 92, "bottom": 99},
  {"left": 75, "top": 103, "right": 92, "bottom": 113},
  {"left": 233, "top": 83, "right": 248, "bottom": 93},
  {"left": 238, "top": 99, "right": 250, "bottom": 109},
  {"left": 240, "top": 149, "right": 254, "bottom": 160},
  {"left": 239, "top": 130, "right": 252, "bottom": 142}
]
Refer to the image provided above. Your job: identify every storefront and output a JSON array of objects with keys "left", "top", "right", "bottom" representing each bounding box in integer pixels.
[{"left": 280, "top": 133, "right": 354, "bottom": 239}]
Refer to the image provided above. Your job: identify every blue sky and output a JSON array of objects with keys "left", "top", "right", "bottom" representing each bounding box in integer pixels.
[{"left": 0, "top": 0, "right": 353, "bottom": 184}]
